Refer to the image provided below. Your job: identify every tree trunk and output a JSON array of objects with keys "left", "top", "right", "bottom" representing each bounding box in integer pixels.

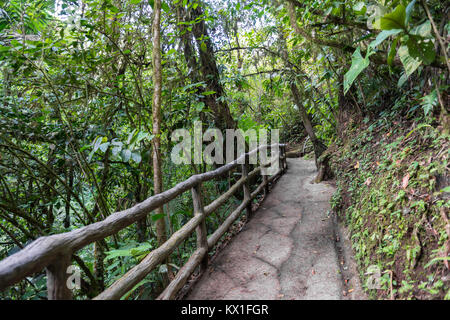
[
  {"left": 93, "top": 241, "right": 105, "bottom": 292},
  {"left": 177, "top": 2, "right": 237, "bottom": 168},
  {"left": 290, "top": 82, "right": 327, "bottom": 163},
  {"left": 189, "top": 3, "right": 236, "bottom": 131},
  {"left": 152, "top": 0, "right": 172, "bottom": 285},
  {"left": 276, "top": 27, "right": 327, "bottom": 165},
  {"left": 152, "top": 0, "right": 166, "bottom": 249}
]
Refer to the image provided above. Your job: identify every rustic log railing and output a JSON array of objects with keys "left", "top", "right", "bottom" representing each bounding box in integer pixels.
[{"left": 0, "top": 143, "right": 287, "bottom": 300}]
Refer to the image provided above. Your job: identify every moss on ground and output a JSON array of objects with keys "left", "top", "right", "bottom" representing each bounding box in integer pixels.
[{"left": 330, "top": 116, "right": 450, "bottom": 300}]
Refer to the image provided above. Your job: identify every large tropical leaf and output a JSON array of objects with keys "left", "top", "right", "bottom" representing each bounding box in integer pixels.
[
  {"left": 398, "top": 45, "right": 421, "bottom": 76},
  {"left": 344, "top": 47, "right": 372, "bottom": 94},
  {"left": 406, "top": 36, "right": 435, "bottom": 65},
  {"left": 379, "top": 5, "right": 406, "bottom": 30},
  {"left": 369, "top": 29, "right": 402, "bottom": 49}
]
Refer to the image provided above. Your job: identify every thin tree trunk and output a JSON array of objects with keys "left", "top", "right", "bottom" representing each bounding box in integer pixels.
[
  {"left": 93, "top": 241, "right": 105, "bottom": 292},
  {"left": 276, "top": 27, "right": 327, "bottom": 163},
  {"left": 151, "top": 0, "right": 173, "bottom": 285},
  {"left": 290, "top": 83, "right": 327, "bottom": 162},
  {"left": 152, "top": 0, "right": 166, "bottom": 248}
]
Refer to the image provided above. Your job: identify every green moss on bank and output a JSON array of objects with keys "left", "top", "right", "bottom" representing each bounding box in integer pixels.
[{"left": 330, "top": 115, "right": 450, "bottom": 300}]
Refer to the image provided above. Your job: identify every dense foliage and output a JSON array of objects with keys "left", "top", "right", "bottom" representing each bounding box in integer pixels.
[{"left": 0, "top": 0, "right": 448, "bottom": 299}]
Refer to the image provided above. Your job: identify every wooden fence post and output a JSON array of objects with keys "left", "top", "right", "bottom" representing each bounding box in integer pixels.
[
  {"left": 242, "top": 159, "right": 252, "bottom": 218},
  {"left": 262, "top": 145, "right": 270, "bottom": 195},
  {"left": 263, "top": 174, "right": 269, "bottom": 195},
  {"left": 191, "top": 184, "right": 208, "bottom": 273},
  {"left": 285, "top": 145, "right": 288, "bottom": 171},
  {"left": 277, "top": 144, "right": 283, "bottom": 174},
  {"left": 46, "top": 255, "right": 72, "bottom": 300}
]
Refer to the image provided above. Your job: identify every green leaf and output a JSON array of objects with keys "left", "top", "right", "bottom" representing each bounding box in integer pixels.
[
  {"left": 111, "top": 139, "right": 123, "bottom": 156},
  {"left": 200, "top": 41, "right": 207, "bottom": 52},
  {"left": 343, "top": 47, "right": 371, "bottom": 94},
  {"left": 99, "top": 142, "right": 110, "bottom": 153},
  {"left": 127, "top": 129, "right": 139, "bottom": 145},
  {"left": 131, "top": 152, "right": 142, "bottom": 164},
  {"left": 112, "top": 146, "right": 121, "bottom": 156},
  {"left": 425, "top": 256, "right": 450, "bottom": 269},
  {"left": 440, "top": 186, "right": 450, "bottom": 193},
  {"left": 120, "top": 279, "right": 153, "bottom": 300},
  {"left": 121, "top": 149, "right": 132, "bottom": 162},
  {"left": 136, "top": 132, "right": 153, "bottom": 144},
  {"left": 130, "top": 0, "right": 142, "bottom": 4},
  {"left": 161, "top": 2, "right": 170, "bottom": 13},
  {"left": 405, "top": 124, "right": 432, "bottom": 139},
  {"left": 166, "top": 48, "right": 177, "bottom": 55},
  {"left": 105, "top": 242, "right": 152, "bottom": 261},
  {"left": 0, "top": 21, "right": 8, "bottom": 33},
  {"left": 353, "top": 2, "right": 366, "bottom": 12},
  {"left": 420, "top": 90, "right": 438, "bottom": 116},
  {"left": 397, "top": 72, "right": 409, "bottom": 87},
  {"left": 107, "top": 4, "right": 120, "bottom": 13},
  {"left": 0, "top": 45, "right": 10, "bottom": 53},
  {"left": 410, "top": 21, "right": 432, "bottom": 38},
  {"left": 387, "top": 36, "right": 399, "bottom": 66},
  {"left": 104, "top": 249, "right": 134, "bottom": 261},
  {"left": 405, "top": 0, "right": 416, "bottom": 25},
  {"left": 92, "top": 136, "right": 103, "bottom": 152},
  {"left": 406, "top": 36, "right": 435, "bottom": 65},
  {"left": 369, "top": 29, "right": 402, "bottom": 49},
  {"left": 380, "top": 5, "right": 406, "bottom": 30},
  {"left": 151, "top": 213, "right": 165, "bottom": 221},
  {"left": 129, "top": 243, "right": 152, "bottom": 256},
  {"left": 87, "top": 150, "right": 95, "bottom": 162},
  {"left": 398, "top": 45, "right": 421, "bottom": 76}
]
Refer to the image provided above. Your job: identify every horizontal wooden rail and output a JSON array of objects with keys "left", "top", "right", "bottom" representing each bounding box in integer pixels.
[{"left": 0, "top": 143, "right": 287, "bottom": 299}]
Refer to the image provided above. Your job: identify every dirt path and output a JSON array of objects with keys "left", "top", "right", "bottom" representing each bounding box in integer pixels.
[{"left": 186, "top": 158, "right": 365, "bottom": 300}]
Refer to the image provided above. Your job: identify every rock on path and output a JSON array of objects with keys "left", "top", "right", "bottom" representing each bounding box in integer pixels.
[{"left": 187, "top": 158, "right": 364, "bottom": 300}]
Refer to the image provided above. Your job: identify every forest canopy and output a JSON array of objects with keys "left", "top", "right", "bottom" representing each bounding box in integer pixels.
[{"left": 0, "top": 0, "right": 448, "bottom": 300}]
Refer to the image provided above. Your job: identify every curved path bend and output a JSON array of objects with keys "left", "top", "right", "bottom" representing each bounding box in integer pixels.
[{"left": 187, "top": 158, "right": 365, "bottom": 300}]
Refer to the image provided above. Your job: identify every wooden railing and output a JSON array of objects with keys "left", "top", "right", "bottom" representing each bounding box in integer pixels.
[{"left": 0, "top": 144, "right": 287, "bottom": 300}]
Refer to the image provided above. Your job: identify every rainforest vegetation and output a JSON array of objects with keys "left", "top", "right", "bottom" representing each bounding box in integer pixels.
[{"left": 0, "top": 0, "right": 448, "bottom": 300}]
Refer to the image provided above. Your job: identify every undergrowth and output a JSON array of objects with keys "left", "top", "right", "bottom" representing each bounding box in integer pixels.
[{"left": 330, "top": 110, "right": 450, "bottom": 300}]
